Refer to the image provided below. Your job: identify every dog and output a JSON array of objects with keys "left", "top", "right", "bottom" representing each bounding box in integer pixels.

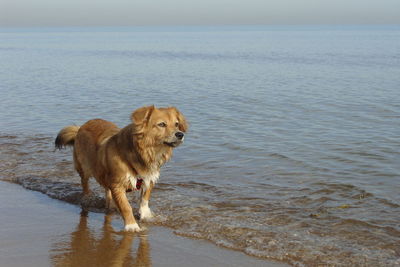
[{"left": 55, "top": 105, "right": 188, "bottom": 232}]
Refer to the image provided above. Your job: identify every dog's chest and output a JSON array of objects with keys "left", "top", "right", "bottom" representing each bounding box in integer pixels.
[{"left": 126, "top": 171, "right": 160, "bottom": 190}]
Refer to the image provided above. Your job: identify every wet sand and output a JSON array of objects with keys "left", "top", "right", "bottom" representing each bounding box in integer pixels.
[{"left": 0, "top": 181, "right": 287, "bottom": 267}]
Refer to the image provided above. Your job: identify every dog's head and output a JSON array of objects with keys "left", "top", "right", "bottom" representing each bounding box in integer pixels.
[{"left": 131, "top": 105, "right": 188, "bottom": 148}]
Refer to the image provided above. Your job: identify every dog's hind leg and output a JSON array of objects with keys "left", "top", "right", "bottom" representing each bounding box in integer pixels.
[
  {"left": 78, "top": 170, "right": 90, "bottom": 195},
  {"left": 73, "top": 150, "right": 90, "bottom": 195},
  {"left": 105, "top": 188, "right": 116, "bottom": 210}
]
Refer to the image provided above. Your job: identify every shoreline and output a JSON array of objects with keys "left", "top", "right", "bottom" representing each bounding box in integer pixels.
[{"left": 0, "top": 181, "right": 288, "bottom": 267}]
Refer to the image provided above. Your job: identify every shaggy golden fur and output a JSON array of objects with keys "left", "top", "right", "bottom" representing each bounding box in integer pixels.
[{"left": 55, "top": 105, "right": 188, "bottom": 231}]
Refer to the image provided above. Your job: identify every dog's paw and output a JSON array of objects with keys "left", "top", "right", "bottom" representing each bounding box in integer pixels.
[
  {"left": 139, "top": 202, "right": 154, "bottom": 222},
  {"left": 124, "top": 223, "right": 141, "bottom": 232},
  {"left": 139, "top": 210, "right": 154, "bottom": 222}
]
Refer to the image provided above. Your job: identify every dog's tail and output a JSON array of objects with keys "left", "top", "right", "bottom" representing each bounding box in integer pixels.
[{"left": 55, "top": 125, "right": 80, "bottom": 150}]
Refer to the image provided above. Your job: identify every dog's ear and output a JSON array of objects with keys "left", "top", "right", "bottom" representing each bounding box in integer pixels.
[
  {"left": 171, "top": 107, "right": 189, "bottom": 132},
  {"left": 131, "top": 105, "right": 155, "bottom": 125}
]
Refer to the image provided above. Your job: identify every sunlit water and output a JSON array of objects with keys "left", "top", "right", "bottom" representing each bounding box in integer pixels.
[{"left": 1, "top": 25, "right": 399, "bottom": 266}]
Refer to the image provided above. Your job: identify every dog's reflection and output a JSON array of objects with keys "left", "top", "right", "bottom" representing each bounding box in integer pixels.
[{"left": 51, "top": 210, "right": 151, "bottom": 267}]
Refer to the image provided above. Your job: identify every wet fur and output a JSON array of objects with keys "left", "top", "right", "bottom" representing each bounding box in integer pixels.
[{"left": 55, "top": 105, "right": 188, "bottom": 231}]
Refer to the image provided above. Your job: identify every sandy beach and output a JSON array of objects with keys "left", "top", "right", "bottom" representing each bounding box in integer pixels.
[{"left": 0, "top": 181, "right": 287, "bottom": 267}]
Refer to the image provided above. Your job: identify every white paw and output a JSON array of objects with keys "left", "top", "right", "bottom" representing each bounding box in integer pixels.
[
  {"left": 139, "top": 200, "right": 154, "bottom": 221},
  {"left": 124, "top": 223, "right": 141, "bottom": 232}
]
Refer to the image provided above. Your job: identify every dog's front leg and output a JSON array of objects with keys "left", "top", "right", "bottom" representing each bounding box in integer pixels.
[
  {"left": 111, "top": 187, "right": 141, "bottom": 232},
  {"left": 139, "top": 182, "right": 154, "bottom": 221}
]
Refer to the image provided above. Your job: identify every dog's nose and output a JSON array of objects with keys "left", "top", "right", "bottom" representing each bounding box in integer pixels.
[{"left": 175, "top": 132, "right": 184, "bottom": 140}]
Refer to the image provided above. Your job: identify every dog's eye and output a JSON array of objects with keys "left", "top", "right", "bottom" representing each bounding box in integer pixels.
[
  {"left": 175, "top": 122, "right": 179, "bottom": 127},
  {"left": 158, "top": 122, "right": 167, "bottom": 127}
]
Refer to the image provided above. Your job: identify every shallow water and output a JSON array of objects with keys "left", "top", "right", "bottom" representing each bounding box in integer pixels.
[
  {"left": 0, "top": 181, "right": 276, "bottom": 267},
  {"left": 1, "top": 25, "right": 400, "bottom": 266}
]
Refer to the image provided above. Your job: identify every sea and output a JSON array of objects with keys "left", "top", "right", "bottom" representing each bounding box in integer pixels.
[{"left": 0, "top": 25, "right": 399, "bottom": 266}]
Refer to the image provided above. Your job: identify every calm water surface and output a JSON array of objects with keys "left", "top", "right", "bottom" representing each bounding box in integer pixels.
[{"left": 1, "top": 25, "right": 400, "bottom": 266}]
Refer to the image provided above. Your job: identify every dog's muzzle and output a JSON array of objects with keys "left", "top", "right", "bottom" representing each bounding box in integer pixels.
[{"left": 164, "top": 132, "right": 184, "bottom": 147}]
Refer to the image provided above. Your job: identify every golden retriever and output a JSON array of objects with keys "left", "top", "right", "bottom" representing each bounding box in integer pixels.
[{"left": 55, "top": 105, "right": 188, "bottom": 231}]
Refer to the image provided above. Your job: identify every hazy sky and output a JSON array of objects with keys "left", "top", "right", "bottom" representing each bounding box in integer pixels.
[{"left": 1, "top": 0, "right": 400, "bottom": 27}]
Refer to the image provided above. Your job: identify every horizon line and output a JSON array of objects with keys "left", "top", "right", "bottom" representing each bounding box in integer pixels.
[{"left": 1, "top": 23, "right": 400, "bottom": 29}]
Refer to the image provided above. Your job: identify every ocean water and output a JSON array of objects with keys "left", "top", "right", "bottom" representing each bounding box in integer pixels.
[{"left": 1, "top": 25, "right": 399, "bottom": 266}]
